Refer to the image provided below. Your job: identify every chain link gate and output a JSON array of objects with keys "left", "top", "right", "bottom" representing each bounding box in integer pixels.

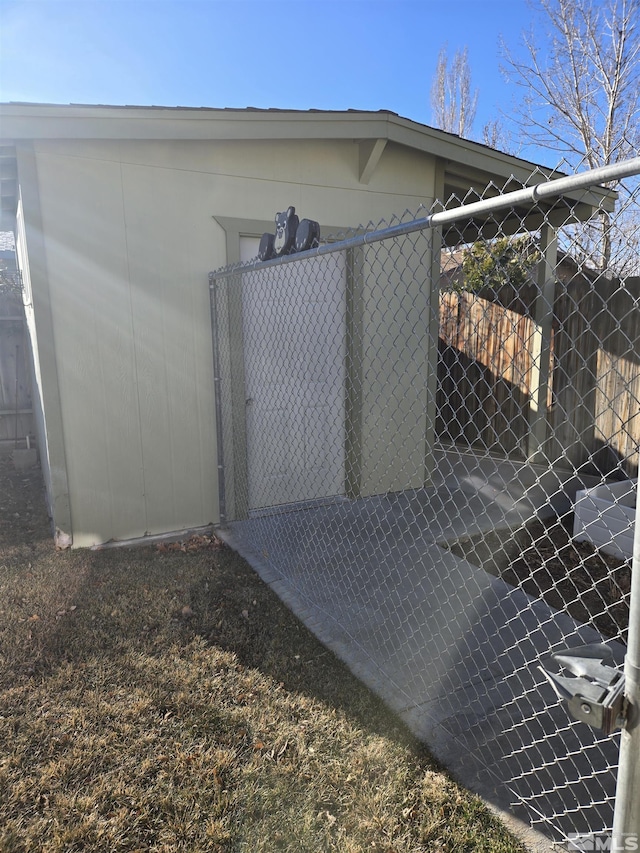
[{"left": 210, "top": 158, "right": 640, "bottom": 848}]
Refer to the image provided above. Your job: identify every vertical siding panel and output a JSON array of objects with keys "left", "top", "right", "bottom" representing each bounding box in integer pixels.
[
  {"left": 182, "top": 190, "right": 219, "bottom": 526},
  {"left": 35, "top": 149, "right": 146, "bottom": 545},
  {"left": 122, "top": 163, "right": 218, "bottom": 536},
  {"left": 124, "top": 178, "right": 178, "bottom": 535}
]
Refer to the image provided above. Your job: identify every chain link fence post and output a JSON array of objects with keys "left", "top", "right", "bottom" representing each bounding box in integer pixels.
[{"left": 612, "top": 477, "right": 640, "bottom": 849}]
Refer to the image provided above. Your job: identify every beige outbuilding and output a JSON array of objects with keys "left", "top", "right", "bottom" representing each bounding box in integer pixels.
[{"left": 0, "top": 104, "right": 610, "bottom": 547}]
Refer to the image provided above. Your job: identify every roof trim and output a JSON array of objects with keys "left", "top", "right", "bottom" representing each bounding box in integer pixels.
[
  {"left": 0, "top": 103, "right": 616, "bottom": 206},
  {"left": 0, "top": 103, "right": 534, "bottom": 165}
]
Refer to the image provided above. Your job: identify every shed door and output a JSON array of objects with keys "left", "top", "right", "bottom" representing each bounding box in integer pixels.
[{"left": 240, "top": 237, "right": 346, "bottom": 510}]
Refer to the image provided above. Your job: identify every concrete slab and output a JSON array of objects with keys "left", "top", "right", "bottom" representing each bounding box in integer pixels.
[{"left": 218, "top": 447, "right": 624, "bottom": 850}]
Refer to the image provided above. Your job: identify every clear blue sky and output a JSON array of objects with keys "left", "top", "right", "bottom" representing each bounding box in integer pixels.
[{"left": 0, "top": 0, "right": 541, "bottom": 155}]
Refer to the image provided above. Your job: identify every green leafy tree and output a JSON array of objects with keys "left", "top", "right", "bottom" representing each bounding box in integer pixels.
[{"left": 461, "top": 237, "right": 540, "bottom": 294}]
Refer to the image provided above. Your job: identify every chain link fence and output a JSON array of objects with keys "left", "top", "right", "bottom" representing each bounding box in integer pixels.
[{"left": 210, "top": 159, "right": 640, "bottom": 846}]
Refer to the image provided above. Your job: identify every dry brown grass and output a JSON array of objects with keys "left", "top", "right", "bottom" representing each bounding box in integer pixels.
[{"left": 0, "top": 456, "right": 526, "bottom": 852}]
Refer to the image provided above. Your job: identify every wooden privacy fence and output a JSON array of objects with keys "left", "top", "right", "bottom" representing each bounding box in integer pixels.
[
  {"left": 436, "top": 263, "right": 640, "bottom": 477},
  {"left": 0, "top": 288, "right": 32, "bottom": 448},
  {"left": 437, "top": 290, "right": 535, "bottom": 458}
]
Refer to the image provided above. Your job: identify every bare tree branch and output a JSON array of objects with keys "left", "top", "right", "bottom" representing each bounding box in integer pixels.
[
  {"left": 430, "top": 45, "right": 478, "bottom": 138},
  {"left": 501, "top": 0, "right": 640, "bottom": 272},
  {"left": 481, "top": 118, "right": 515, "bottom": 153}
]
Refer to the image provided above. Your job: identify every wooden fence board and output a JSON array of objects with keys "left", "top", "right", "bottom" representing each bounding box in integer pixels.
[
  {"left": 0, "top": 290, "right": 31, "bottom": 445},
  {"left": 437, "top": 269, "right": 640, "bottom": 477},
  {"left": 437, "top": 292, "right": 535, "bottom": 456}
]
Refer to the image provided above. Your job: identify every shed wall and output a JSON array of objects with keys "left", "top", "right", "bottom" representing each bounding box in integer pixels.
[{"left": 22, "top": 137, "right": 436, "bottom": 546}]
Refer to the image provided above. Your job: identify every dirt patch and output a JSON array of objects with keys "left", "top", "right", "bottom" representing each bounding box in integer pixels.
[
  {"left": 0, "top": 453, "right": 52, "bottom": 548},
  {"left": 446, "top": 515, "right": 631, "bottom": 642}
]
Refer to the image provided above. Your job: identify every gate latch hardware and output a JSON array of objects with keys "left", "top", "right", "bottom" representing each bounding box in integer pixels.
[{"left": 539, "top": 643, "right": 626, "bottom": 735}]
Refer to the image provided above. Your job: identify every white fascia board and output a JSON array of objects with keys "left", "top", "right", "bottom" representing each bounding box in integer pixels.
[
  {"left": 0, "top": 104, "right": 616, "bottom": 209},
  {"left": 0, "top": 104, "right": 394, "bottom": 142}
]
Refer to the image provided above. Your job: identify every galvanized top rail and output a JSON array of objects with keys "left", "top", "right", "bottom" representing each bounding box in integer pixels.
[{"left": 209, "top": 157, "right": 640, "bottom": 282}]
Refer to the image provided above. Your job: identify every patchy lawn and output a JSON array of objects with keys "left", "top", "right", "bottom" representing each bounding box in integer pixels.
[{"left": 0, "top": 456, "right": 527, "bottom": 852}]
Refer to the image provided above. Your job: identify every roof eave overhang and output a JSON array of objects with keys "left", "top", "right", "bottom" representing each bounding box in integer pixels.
[{"left": 0, "top": 104, "right": 616, "bottom": 213}]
